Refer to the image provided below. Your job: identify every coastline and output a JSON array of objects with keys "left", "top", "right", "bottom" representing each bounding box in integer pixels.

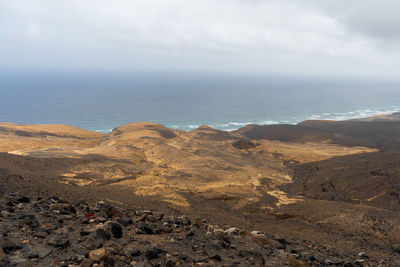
[
  {"left": 89, "top": 109, "right": 400, "bottom": 134},
  {"left": 2, "top": 109, "right": 400, "bottom": 135}
]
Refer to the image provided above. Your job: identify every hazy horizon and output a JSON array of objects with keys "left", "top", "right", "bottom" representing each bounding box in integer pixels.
[{"left": 2, "top": 1, "right": 400, "bottom": 78}]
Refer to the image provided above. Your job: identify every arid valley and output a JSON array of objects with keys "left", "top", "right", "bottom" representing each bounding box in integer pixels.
[{"left": 1, "top": 114, "right": 400, "bottom": 266}]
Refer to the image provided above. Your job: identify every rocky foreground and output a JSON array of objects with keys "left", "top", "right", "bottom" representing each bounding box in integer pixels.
[{"left": 1, "top": 193, "right": 385, "bottom": 267}]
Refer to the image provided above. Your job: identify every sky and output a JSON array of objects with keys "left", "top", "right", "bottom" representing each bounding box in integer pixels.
[{"left": 1, "top": 0, "right": 400, "bottom": 77}]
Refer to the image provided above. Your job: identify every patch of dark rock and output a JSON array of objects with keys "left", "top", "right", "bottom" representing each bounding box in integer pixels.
[
  {"left": 0, "top": 239, "right": 23, "bottom": 253},
  {"left": 48, "top": 238, "right": 69, "bottom": 248},
  {"left": 106, "top": 221, "right": 123, "bottom": 238},
  {"left": 95, "top": 229, "right": 111, "bottom": 240},
  {"left": 145, "top": 246, "right": 165, "bottom": 260},
  {"left": 232, "top": 139, "right": 258, "bottom": 149},
  {"left": 209, "top": 254, "right": 222, "bottom": 261},
  {"left": 129, "top": 248, "right": 141, "bottom": 257}
]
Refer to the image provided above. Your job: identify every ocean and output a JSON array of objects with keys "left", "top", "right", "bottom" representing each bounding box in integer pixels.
[{"left": 1, "top": 69, "right": 400, "bottom": 133}]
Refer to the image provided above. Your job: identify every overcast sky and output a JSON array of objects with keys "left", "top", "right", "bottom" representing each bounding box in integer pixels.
[{"left": 1, "top": 0, "right": 400, "bottom": 77}]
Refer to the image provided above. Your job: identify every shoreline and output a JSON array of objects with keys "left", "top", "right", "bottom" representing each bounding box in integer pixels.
[
  {"left": 90, "top": 108, "right": 400, "bottom": 134},
  {"left": 38, "top": 109, "right": 400, "bottom": 134},
  {"left": 6, "top": 109, "right": 397, "bottom": 135}
]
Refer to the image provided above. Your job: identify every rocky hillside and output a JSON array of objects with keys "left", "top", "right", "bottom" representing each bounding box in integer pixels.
[
  {"left": 0, "top": 193, "right": 383, "bottom": 266},
  {"left": 0, "top": 118, "right": 400, "bottom": 265}
]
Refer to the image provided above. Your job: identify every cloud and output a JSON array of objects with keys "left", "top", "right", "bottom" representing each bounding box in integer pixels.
[
  {"left": 26, "top": 22, "right": 41, "bottom": 41},
  {"left": 305, "top": 1, "right": 400, "bottom": 42},
  {"left": 0, "top": 0, "right": 399, "bottom": 77}
]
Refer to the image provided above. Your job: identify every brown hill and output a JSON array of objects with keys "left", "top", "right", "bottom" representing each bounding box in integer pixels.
[
  {"left": 0, "top": 119, "right": 399, "bottom": 264},
  {"left": 236, "top": 120, "right": 400, "bottom": 150}
]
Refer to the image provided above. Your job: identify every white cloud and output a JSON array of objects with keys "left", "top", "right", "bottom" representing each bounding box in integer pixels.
[
  {"left": 0, "top": 0, "right": 399, "bottom": 77},
  {"left": 26, "top": 22, "right": 41, "bottom": 41}
]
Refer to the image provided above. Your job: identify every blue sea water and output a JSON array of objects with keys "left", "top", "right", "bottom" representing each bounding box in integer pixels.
[{"left": 1, "top": 69, "right": 400, "bottom": 133}]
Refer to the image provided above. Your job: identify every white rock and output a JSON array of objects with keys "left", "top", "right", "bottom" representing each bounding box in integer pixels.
[
  {"left": 250, "top": 230, "right": 264, "bottom": 236},
  {"left": 225, "top": 227, "right": 240, "bottom": 235}
]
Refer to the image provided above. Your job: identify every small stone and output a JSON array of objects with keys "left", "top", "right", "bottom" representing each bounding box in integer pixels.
[
  {"left": 38, "top": 248, "right": 52, "bottom": 258},
  {"left": 239, "top": 250, "right": 252, "bottom": 258},
  {"left": 129, "top": 249, "right": 141, "bottom": 257},
  {"left": 209, "top": 254, "right": 222, "bottom": 261},
  {"left": 141, "top": 210, "right": 153, "bottom": 215},
  {"left": 96, "top": 229, "right": 111, "bottom": 240},
  {"left": 29, "top": 253, "right": 39, "bottom": 259},
  {"left": 358, "top": 252, "right": 368, "bottom": 258},
  {"left": 287, "top": 255, "right": 305, "bottom": 267},
  {"left": 133, "top": 262, "right": 146, "bottom": 267},
  {"left": 89, "top": 247, "right": 108, "bottom": 262},
  {"left": 324, "top": 258, "right": 335, "bottom": 264},
  {"left": 162, "top": 222, "right": 173, "bottom": 233},
  {"left": 76, "top": 255, "right": 85, "bottom": 262},
  {"left": 95, "top": 217, "right": 107, "bottom": 223},
  {"left": 9, "top": 255, "right": 27, "bottom": 264},
  {"left": 225, "top": 227, "right": 240, "bottom": 236},
  {"left": 61, "top": 255, "right": 72, "bottom": 261},
  {"left": 145, "top": 246, "right": 165, "bottom": 260},
  {"left": 392, "top": 244, "right": 400, "bottom": 254},
  {"left": 84, "top": 237, "right": 104, "bottom": 250},
  {"left": 250, "top": 231, "right": 263, "bottom": 236},
  {"left": 269, "top": 239, "right": 284, "bottom": 250},
  {"left": 116, "top": 218, "right": 128, "bottom": 227},
  {"left": 63, "top": 214, "right": 75, "bottom": 220},
  {"left": 275, "top": 237, "right": 288, "bottom": 245},
  {"left": 136, "top": 222, "right": 154, "bottom": 234},
  {"left": 355, "top": 259, "right": 366, "bottom": 265},
  {"left": 79, "top": 258, "right": 94, "bottom": 267},
  {"left": 34, "top": 231, "right": 48, "bottom": 238},
  {"left": 48, "top": 237, "right": 69, "bottom": 248},
  {"left": 178, "top": 215, "right": 191, "bottom": 226},
  {"left": 251, "top": 233, "right": 272, "bottom": 249},
  {"left": 0, "top": 239, "right": 23, "bottom": 253},
  {"left": 16, "top": 196, "right": 30, "bottom": 203},
  {"left": 50, "top": 203, "right": 72, "bottom": 211},
  {"left": 96, "top": 201, "right": 107, "bottom": 210},
  {"left": 187, "top": 231, "right": 195, "bottom": 237},
  {"left": 213, "top": 228, "right": 230, "bottom": 243},
  {"left": 80, "top": 230, "right": 91, "bottom": 236},
  {"left": 106, "top": 221, "right": 123, "bottom": 238},
  {"left": 55, "top": 227, "right": 69, "bottom": 235}
]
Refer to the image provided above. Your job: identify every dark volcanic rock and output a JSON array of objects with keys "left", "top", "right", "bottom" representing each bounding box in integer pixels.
[
  {"left": 95, "top": 228, "right": 111, "bottom": 240},
  {"left": 232, "top": 139, "right": 257, "bottom": 149},
  {"left": 0, "top": 239, "right": 23, "bottom": 253},
  {"left": 48, "top": 237, "right": 69, "bottom": 248},
  {"left": 145, "top": 246, "right": 165, "bottom": 260},
  {"left": 0, "top": 192, "right": 389, "bottom": 266},
  {"left": 106, "top": 221, "right": 123, "bottom": 238}
]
